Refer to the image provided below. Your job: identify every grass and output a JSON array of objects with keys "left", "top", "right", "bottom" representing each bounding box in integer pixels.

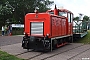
[
  {"left": 0, "top": 50, "right": 24, "bottom": 60},
  {"left": 75, "top": 30, "right": 90, "bottom": 44}
]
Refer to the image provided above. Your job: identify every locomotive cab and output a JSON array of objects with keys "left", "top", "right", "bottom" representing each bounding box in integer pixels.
[{"left": 22, "top": 5, "right": 73, "bottom": 52}]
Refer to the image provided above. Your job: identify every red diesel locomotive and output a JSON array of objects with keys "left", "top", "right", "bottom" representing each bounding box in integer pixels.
[{"left": 22, "top": 5, "right": 73, "bottom": 51}]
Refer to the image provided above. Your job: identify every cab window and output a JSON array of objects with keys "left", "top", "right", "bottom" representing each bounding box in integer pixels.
[
  {"left": 59, "top": 12, "right": 67, "bottom": 17},
  {"left": 68, "top": 13, "right": 70, "bottom": 22},
  {"left": 68, "top": 13, "right": 73, "bottom": 23},
  {"left": 49, "top": 12, "right": 54, "bottom": 14},
  {"left": 70, "top": 14, "right": 73, "bottom": 22}
]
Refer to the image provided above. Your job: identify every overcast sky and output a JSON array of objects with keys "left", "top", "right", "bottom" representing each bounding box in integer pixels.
[{"left": 50, "top": 0, "right": 90, "bottom": 17}]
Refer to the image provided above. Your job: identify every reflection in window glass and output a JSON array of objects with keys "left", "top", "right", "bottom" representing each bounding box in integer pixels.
[
  {"left": 70, "top": 14, "right": 73, "bottom": 22},
  {"left": 49, "top": 12, "right": 54, "bottom": 14},
  {"left": 68, "top": 13, "right": 70, "bottom": 22},
  {"left": 59, "top": 12, "right": 67, "bottom": 17}
]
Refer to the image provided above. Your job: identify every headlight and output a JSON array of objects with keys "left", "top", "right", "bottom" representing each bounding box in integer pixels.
[
  {"left": 46, "top": 33, "right": 49, "bottom": 36},
  {"left": 23, "top": 32, "right": 28, "bottom": 37},
  {"left": 23, "top": 32, "right": 25, "bottom": 35}
]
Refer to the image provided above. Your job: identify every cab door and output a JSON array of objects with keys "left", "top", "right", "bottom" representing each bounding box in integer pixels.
[{"left": 68, "top": 13, "right": 73, "bottom": 35}]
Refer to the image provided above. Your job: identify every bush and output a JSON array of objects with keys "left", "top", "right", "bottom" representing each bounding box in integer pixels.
[{"left": 12, "top": 28, "right": 24, "bottom": 35}]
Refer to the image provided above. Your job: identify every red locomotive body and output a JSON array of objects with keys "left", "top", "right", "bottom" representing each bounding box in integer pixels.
[{"left": 22, "top": 6, "right": 73, "bottom": 51}]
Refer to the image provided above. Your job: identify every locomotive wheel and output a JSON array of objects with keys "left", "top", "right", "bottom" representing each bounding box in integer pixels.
[
  {"left": 53, "top": 39, "right": 58, "bottom": 45},
  {"left": 53, "top": 39, "right": 58, "bottom": 49},
  {"left": 60, "top": 39, "right": 63, "bottom": 44},
  {"left": 68, "top": 36, "right": 73, "bottom": 43}
]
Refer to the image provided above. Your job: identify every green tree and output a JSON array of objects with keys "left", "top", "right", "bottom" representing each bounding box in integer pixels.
[
  {"left": 73, "top": 16, "right": 79, "bottom": 20},
  {"left": 83, "top": 15, "right": 89, "bottom": 21},
  {"left": 0, "top": 0, "right": 15, "bottom": 26},
  {"left": 0, "top": 0, "right": 54, "bottom": 29}
]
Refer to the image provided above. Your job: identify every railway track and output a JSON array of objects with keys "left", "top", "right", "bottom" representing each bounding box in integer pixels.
[
  {"left": 16, "top": 43, "right": 90, "bottom": 60},
  {"left": 41, "top": 44, "right": 84, "bottom": 60},
  {"left": 15, "top": 50, "right": 44, "bottom": 60},
  {"left": 67, "top": 47, "right": 90, "bottom": 60},
  {"left": 15, "top": 50, "right": 34, "bottom": 56},
  {"left": 1, "top": 43, "right": 90, "bottom": 60},
  {"left": 0, "top": 36, "right": 89, "bottom": 60},
  {"left": 46, "top": 44, "right": 90, "bottom": 60}
]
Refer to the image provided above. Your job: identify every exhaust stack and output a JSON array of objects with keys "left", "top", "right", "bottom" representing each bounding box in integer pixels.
[{"left": 54, "top": 4, "right": 58, "bottom": 15}]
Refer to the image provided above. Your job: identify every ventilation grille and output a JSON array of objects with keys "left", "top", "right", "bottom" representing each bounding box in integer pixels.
[{"left": 31, "top": 22, "right": 43, "bottom": 35}]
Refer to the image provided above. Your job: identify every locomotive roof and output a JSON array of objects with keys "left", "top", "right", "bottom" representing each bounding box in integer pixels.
[{"left": 47, "top": 9, "right": 73, "bottom": 14}]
